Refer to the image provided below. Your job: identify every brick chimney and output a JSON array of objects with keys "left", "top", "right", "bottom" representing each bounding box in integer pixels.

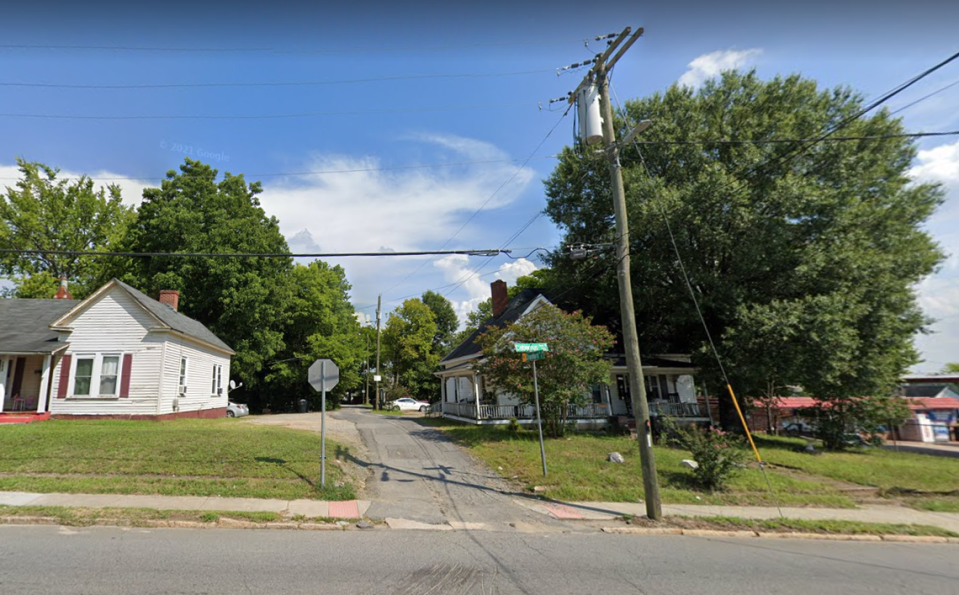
[
  {"left": 491, "top": 280, "right": 508, "bottom": 318},
  {"left": 159, "top": 290, "right": 179, "bottom": 311},
  {"left": 54, "top": 275, "right": 72, "bottom": 300}
]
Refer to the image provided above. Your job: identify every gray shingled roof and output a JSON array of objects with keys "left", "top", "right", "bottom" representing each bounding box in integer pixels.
[
  {"left": 113, "top": 280, "right": 234, "bottom": 354},
  {"left": 440, "top": 289, "right": 548, "bottom": 363},
  {"left": 0, "top": 299, "right": 75, "bottom": 354}
]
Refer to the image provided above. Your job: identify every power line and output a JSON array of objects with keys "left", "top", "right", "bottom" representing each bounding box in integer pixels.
[
  {"left": 0, "top": 248, "right": 510, "bottom": 259},
  {"left": 0, "top": 38, "right": 584, "bottom": 54},
  {"left": 0, "top": 69, "right": 556, "bottom": 90},
  {"left": 0, "top": 101, "right": 535, "bottom": 121},
  {"left": 889, "top": 77, "right": 959, "bottom": 117}
]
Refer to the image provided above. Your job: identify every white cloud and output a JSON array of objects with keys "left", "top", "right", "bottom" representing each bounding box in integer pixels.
[
  {"left": 678, "top": 48, "right": 763, "bottom": 89},
  {"left": 910, "top": 139, "right": 959, "bottom": 186},
  {"left": 433, "top": 254, "right": 538, "bottom": 326},
  {"left": 258, "top": 133, "right": 535, "bottom": 308},
  {"left": 908, "top": 138, "right": 959, "bottom": 371},
  {"left": 287, "top": 229, "right": 321, "bottom": 253},
  {"left": 0, "top": 164, "right": 150, "bottom": 208}
]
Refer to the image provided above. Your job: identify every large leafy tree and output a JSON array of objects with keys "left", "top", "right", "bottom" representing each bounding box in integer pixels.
[
  {"left": 120, "top": 159, "right": 293, "bottom": 392},
  {"left": 0, "top": 159, "right": 134, "bottom": 298},
  {"left": 265, "top": 261, "right": 367, "bottom": 411},
  {"left": 475, "top": 303, "right": 614, "bottom": 437},
  {"left": 421, "top": 290, "right": 458, "bottom": 356},
  {"left": 382, "top": 298, "right": 438, "bottom": 401},
  {"left": 543, "top": 71, "right": 944, "bottom": 428}
]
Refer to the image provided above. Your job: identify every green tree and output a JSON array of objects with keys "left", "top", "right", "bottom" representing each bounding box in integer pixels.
[
  {"left": 421, "top": 290, "right": 458, "bottom": 356},
  {"left": 543, "top": 71, "right": 944, "bottom": 428},
  {"left": 0, "top": 159, "right": 134, "bottom": 298},
  {"left": 120, "top": 159, "right": 293, "bottom": 394},
  {"left": 265, "top": 261, "right": 366, "bottom": 411},
  {"left": 382, "top": 298, "right": 439, "bottom": 401},
  {"left": 475, "top": 304, "right": 614, "bottom": 437}
]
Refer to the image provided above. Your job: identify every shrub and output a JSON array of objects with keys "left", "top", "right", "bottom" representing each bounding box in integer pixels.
[{"left": 662, "top": 418, "right": 749, "bottom": 490}]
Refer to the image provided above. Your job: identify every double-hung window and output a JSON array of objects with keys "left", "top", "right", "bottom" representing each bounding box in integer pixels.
[
  {"left": 70, "top": 354, "right": 123, "bottom": 398},
  {"left": 179, "top": 357, "right": 189, "bottom": 392},
  {"left": 211, "top": 364, "right": 223, "bottom": 396}
]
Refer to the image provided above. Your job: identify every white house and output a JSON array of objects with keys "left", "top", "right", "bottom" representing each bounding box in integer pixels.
[
  {"left": 0, "top": 279, "right": 234, "bottom": 421},
  {"left": 435, "top": 280, "right": 707, "bottom": 425}
]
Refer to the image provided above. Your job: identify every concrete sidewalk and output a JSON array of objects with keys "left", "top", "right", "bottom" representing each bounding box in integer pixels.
[
  {"left": 514, "top": 499, "right": 959, "bottom": 533},
  {"left": 0, "top": 491, "right": 370, "bottom": 520}
]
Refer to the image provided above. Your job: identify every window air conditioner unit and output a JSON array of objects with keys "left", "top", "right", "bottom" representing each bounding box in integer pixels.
[{"left": 178, "top": 385, "right": 188, "bottom": 395}]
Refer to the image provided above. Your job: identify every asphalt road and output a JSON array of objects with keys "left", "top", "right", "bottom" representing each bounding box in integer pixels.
[
  {"left": 2, "top": 525, "right": 957, "bottom": 595},
  {"left": 339, "top": 408, "right": 563, "bottom": 528}
]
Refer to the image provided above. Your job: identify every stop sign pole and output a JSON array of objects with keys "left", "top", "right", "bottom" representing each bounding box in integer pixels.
[{"left": 308, "top": 359, "right": 339, "bottom": 488}]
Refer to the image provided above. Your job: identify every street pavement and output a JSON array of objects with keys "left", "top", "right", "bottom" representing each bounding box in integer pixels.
[
  {"left": 337, "top": 407, "right": 570, "bottom": 530},
  {"left": 2, "top": 524, "right": 957, "bottom": 595}
]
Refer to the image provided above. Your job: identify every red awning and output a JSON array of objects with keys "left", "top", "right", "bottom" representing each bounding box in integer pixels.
[{"left": 904, "top": 397, "right": 959, "bottom": 410}]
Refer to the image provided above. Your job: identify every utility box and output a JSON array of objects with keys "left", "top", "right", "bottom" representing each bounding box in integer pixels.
[
  {"left": 298, "top": 398, "right": 308, "bottom": 413},
  {"left": 577, "top": 84, "right": 604, "bottom": 145}
]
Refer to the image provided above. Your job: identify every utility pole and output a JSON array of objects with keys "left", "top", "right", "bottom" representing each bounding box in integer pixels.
[
  {"left": 364, "top": 334, "right": 370, "bottom": 406},
  {"left": 375, "top": 294, "right": 382, "bottom": 411},
  {"left": 569, "top": 26, "right": 662, "bottom": 520}
]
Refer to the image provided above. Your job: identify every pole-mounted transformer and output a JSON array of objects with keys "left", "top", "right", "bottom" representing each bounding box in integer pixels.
[{"left": 576, "top": 84, "right": 604, "bottom": 146}]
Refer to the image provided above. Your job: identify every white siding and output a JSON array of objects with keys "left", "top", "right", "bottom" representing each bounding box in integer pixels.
[
  {"left": 48, "top": 286, "right": 230, "bottom": 416},
  {"left": 157, "top": 334, "right": 230, "bottom": 415}
]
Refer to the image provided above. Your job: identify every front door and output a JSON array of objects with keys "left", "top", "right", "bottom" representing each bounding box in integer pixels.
[{"left": 10, "top": 357, "right": 25, "bottom": 405}]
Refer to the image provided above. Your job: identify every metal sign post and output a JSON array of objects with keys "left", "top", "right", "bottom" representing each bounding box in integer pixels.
[
  {"left": 531, "top": 358, "right": 547, "bottom": 477},
  {"left": 308, "top": 359, "right": 339, "bottom": 488},
  {"left": 515, "top": 343, "right": 549, "bottom": 476}
]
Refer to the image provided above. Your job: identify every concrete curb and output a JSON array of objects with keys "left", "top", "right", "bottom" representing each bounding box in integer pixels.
[
  {"left": 2, "top": 515, "right": 956, "bottom": 542},
  {"left": 600, "top": 526, "right": 957, "bottom": 543}
]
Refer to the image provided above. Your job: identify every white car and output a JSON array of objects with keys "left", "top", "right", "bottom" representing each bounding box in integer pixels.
[
  {"left": 226, "top": 402, "right": 249, "bottom": 418},
  {"left": 390, "top": 397, "right": 431, "bottom": 413}
]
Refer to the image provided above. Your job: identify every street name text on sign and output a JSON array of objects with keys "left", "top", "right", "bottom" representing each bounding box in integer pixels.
[
  {"left": 523, "top": 351, "right": 546, "bottom": 362},
  {"left": 513, "top": 343, "right": 549, "bottom": 353}
]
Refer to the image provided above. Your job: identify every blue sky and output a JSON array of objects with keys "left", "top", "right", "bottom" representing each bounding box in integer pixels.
[{"left": 1, "top": 1, "right": 958, "bottom": 373}]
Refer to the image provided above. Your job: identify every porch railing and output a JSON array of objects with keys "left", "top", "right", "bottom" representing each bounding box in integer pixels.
[
  {"left": 650, "top": 401, "right": 702, "bottom": 418},
  {"left": 440, "top": 401, "right": 610, "bottom": 421}
]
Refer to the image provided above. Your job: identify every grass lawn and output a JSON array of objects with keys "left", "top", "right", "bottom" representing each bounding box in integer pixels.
[
  {"left": 421, "top": 419, "right": 958, "bottom": 508},
  {"left": 0, "top": 418, "right": 355, "bottom": 500}
]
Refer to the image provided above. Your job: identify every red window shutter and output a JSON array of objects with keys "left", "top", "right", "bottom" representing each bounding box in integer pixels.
[
  {"left": 119, "top": 354, "right": 133, "bottom": 398},
  {"left": 57, "top": 355, "right": 72, "bottom": 399}
]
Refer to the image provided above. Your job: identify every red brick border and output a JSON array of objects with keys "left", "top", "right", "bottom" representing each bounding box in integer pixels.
[{"left": 51, "top": 407, "right": 227, "bottom": 421}]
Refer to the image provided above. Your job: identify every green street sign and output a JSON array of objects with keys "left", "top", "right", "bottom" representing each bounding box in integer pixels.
[
  {"left": 524, "top": 351, "right": 546, "bottom": 362},
  {"left": 514, "top": 342, "right": 549, "bottom": 353}
]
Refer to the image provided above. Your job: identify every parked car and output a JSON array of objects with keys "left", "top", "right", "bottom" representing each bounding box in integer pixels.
[
  {"left": 226, "top": 402, "right": 249, "bottom": 418},
  {"left": 389, "top": 397, "right": 430, "bottom": 413},
  {"left": 781, "top": 421, "right": 814, "bottom": 437}
]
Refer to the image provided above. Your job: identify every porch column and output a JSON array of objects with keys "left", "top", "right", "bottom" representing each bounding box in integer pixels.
[
  {"left": 0, "top": 356, "right": 8, "bottom": 413},
  {"left": 473, "top": 373, "right": 481, "bottom": 420},
  {"left": 440, "top": 376, "right": 446, "bottom": 405},
  {"left": 36, "top": 355, "right": 52, "bottom": 413}
]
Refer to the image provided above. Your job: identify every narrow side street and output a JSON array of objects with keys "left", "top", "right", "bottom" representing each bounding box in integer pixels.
[{"left": 338, "top": 406, "right": 569, "bottom": 530}]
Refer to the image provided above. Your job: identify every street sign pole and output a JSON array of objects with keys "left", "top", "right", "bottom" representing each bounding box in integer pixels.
[
  {"left": 308, "top": 358, "right": 338, "bottom": 489},
  {"left": 532, "top": 359, "right": 547, "bottom": 477},
  {"left": 321, "top": 360, "right": 327, "bottom": 488}
]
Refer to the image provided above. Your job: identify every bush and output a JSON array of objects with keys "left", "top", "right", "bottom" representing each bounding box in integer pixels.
[
  {"left": 506, "top": 418, "right": 521, "bottom": 435},
  {"left": 662, "top": 419, "right": 749, "bottom": 490}
]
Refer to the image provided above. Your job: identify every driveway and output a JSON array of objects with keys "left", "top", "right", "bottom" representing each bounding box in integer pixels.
[{"left": 337, "top": 406, "right": 567, "bottom": 529}]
